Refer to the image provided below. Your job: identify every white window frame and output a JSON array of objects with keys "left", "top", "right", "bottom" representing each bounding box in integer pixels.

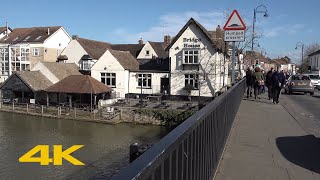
[
  {"left": 185, "top": 74, "right": 199, "bottom": 89},
  {"left": 82, "top": 60, "right": 91, "bottom": 70},
  {"left": 32, "top": 48, "right": 40, "bottom": 56},
  {"left": 101, "top": 72, "right": 116, "bottom": 87},
  {"left": 183, "top": 50, "right": 199, "bottom": 64},
  {"left": 137, "top": 73, "right": 152, "bottom": 88}
]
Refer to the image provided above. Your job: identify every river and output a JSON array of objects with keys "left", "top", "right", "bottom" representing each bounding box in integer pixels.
[{"left": 0, "top": 111, "right": 167, "bottom": 180}]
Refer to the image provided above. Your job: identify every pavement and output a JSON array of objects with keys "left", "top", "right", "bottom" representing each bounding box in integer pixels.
[{"left": 214, "top": 92, "right": 320, "bottom": 180}]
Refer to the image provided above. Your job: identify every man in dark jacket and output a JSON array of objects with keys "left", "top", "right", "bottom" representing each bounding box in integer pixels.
[
  {"left": 265, "top": 68, "right": 274, "bottom": 100},
  {"left": 271, "top": 67, "right": 286, "bottom": 104},
  {"left": 246, "top": 68, "right": 254, "bottom": 98}
]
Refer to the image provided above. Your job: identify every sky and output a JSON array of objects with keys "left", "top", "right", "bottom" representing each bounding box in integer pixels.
[{"left": 0, "top": 0, "right": 319, "bottom": 63}]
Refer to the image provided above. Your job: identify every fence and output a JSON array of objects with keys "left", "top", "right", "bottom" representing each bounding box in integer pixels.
[
  {"left": 0, "top": 102, "right": 120, "bottom": 121},
  {"left": 111, "top": 79, "right": 246, "bottom": 180}
]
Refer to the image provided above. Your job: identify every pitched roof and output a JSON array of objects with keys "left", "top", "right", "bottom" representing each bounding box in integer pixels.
[
  {"left": 165, "top": 18, "right": 217, "bottom": 51},
  {"left": 272, "top": 57, "right": 291, "bottom": 65},
  {"left": 0, "top": 26, "right": 62, "bottom": 44},
  {"left": 109, "top": 50, "right": 139, "bottom": 70},
  {"left": 15, "top": 71, "right": 53, "bottom": 91},
  {"left": 245, "top": 51, "right": 271, "bottom": 63},
  {"left": 111, "top": 44, "right": 145, "bottom": 57},
  {"left": 76, "top": 37, "right": 112, "bottom": 60},
  {"left": 308, "top": 49, "right": 320, "bottom": 57},
  {"left": 40, "top": 62, "right": 81, "bottom": 80},
  {"left": 0, "top": 27, "right": 12, "bottom": 33},
  {"left": 45, "top": 75, "right": 112, "bottom": 94},
  {"left": 149, "top": 42, "right": 168, "bottom": 58}
]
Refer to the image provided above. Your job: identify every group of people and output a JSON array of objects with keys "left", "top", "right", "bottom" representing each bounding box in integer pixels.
[{"left": 246, "top": 67, "right": 286, "bottom": 104}]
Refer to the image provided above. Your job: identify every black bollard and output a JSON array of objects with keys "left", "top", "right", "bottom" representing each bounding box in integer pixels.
[{"left": 129, "top": 143, "right": 140, "bottom": 163}]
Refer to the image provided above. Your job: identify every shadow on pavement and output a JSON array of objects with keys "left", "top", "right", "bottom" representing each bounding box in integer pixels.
[
  {"left": 243, "top": 98, "right": 274, "bottom": 105},
  {"left": 276, "top": 135, "right": 320, "bottom": 174}
]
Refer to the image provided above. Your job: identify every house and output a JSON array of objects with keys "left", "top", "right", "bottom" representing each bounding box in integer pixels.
[
  {"left": 0, "top": 25, "right": 12, "bottom": 39},
  {"left": 272, "top": 56, "right": 296, "bottom": 74},
  {"left": 243, "top": 51, "right": 273, "bottom": 71},
  {"left": 307, "top": 50, "right": 320, "bottom": 72},
  {"left": 166, "top": 18, "right": 228, "bottom": 98},
  {"left": 59, "top": 36, "right": 112, "bottom": 74},
  {"left": 0, "top": 62, "right": 80, "bottom": 104},
  {"left": 0, "top": 26, "right": 71, "bottom": 82}
]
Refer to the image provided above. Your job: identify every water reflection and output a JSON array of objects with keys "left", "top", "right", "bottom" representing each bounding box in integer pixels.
[{"left": 0, "top": 112, "right": 167, "bottom": 179}]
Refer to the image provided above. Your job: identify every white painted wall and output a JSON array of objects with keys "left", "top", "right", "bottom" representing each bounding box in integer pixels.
[
  {"left": 0, "top": 29, "right": 12, "bottom": 40},
  {"left": 168, "top": 23, "right": 225, "bottom": 97},
  {"left": 60, "top": 39, "right": 88, "bottom": 66},
  {"left": 137, "top": 42, "right": 158, "bottom": 59},
  {"left": 309, "top": 54, "right": 320, "bottom": 70},
  {"left": 91, "top": 50, "right": 127, "bottom": 98},
  {"left": 44, "top": 27, "right": 71, "bottom": 50},
  {"left": 31, "top": 62, "right": 60, "bottom": 84},
  {"left": 128, "top": 71, "right": 169, "bottom": 95}
]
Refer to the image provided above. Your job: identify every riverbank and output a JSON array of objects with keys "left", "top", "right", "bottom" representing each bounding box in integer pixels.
[{"left": 0, "top": 103, "right": 196, "bottom": 127}]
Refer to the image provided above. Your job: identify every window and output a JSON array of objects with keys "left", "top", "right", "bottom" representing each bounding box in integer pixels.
[
  {"left": 23, "top": 36, "right": 31, "bottom": 41},
  {"left": 137, "top": 74, "right": 152, "bottom": 88},
  {"left": 13, "top": 37, "right": 19, "bottom": 41},
  {"left": 82, "top": 60, "right": 90, "bottom": 70},
  {"left": 185, "top": 74, "right": 199, "bottom": 89},
  {"left": 146, "top": 50, "right": 150, "bottom": 56},
  {"left": 183, "top": 50, "right": 199, "bottom": 64},
  {"left": 101, "top": 73, "right": 116, "bottom": 87},
  {"left": 35, "top": 36, "right": 42, "bottom": 41},
  {"left": 32, "top": 48, "right": 40, "bottom": 56}
]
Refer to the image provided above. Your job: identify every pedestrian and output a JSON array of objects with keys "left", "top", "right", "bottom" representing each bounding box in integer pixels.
[
  {"left": 265, "top": 68, "right": 274, "bottom": 100},
  {"left": 245, "top": 67, "right": 254, "bottom": 98},
  {"left": 252, "top": 67, "right": 264, "bottom": 99},
  {"left": 271, "top": 67, "right": 286, "bottom": 104}
]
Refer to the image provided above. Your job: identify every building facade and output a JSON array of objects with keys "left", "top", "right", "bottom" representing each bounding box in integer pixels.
[
  {"left": 308, "top": 50, "right": 320, "bottom": 71},
  {"left": 0, "top": 26, "right": 71, "bottom": 82},
  {"left": 166, "top": 18, "right": 228, "bottom": 98}
]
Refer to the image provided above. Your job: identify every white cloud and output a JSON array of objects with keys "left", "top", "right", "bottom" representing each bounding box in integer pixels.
[
  {"left": 111, "top": 11, "right": 225, "bottom": 43},
  {"left": 264, "top": 24, "right": 305, "bottom": 38}
]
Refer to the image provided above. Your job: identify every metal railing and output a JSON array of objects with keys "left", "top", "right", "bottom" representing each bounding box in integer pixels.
[{"left": 111, "top": 79, "right": 246, "bottom": 180}]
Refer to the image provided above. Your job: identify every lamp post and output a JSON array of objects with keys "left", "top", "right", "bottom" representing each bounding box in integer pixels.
[
  {"left": 251, "top": 5, "right": 268, "bottom": 66},
  {"left": 295, "top": 42, "right": 304, "bottom": 65}
]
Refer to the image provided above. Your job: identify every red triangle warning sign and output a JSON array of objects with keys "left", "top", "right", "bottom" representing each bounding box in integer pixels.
[{"left": 223, "top": 10, "right": 246, "bottom": 30}]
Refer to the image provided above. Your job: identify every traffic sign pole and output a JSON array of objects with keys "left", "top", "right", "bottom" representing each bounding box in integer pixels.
[{"left": 231, "top": 41, "right": 236, "bottom": 85}]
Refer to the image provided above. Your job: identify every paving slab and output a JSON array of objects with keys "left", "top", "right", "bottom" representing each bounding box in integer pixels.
[{"left": 214, "top": 94, "right": 320, "bottom": 180}]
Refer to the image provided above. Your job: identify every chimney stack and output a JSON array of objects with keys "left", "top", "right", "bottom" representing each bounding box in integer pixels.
[
  {"left": 72, "top": 35, "right": 79, "bottom": 40},
  {"left": 138, "top": 38, "right": 144, "bottom": 44},
  {"left": 6, "top": 22, "right": 8, "bottom": 37},
  {"left": 164, "top": 35, "right": 171, "bottom": 45},
  {"left": 47, "top": 28, "right": 50, "bottom": 35}
]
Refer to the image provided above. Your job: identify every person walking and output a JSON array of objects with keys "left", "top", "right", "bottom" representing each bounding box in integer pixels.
[
  {"left": 266, "top": 68, "right": 274, "bottom": 100},
  {"left": 260, "top": 70, "right": 266, "bottom": 94},
  {"left": 246, "top": 67, "right": 254, "bottom": 98},
  {"left": 271, "top": 67, "right": 286, "bottom": 104},
  {"left": 252, "top": 67, "right": 264, "bottom": 99}
]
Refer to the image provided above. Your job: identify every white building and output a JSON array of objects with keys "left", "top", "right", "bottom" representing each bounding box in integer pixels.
[
  {"left": 0, "top": 26, "right": 12, "bottom": 40},
  {"left": 308, "top": 50, "right": 320, "bottom": 72},
  {"left": 0, "top": 26, "right": 71, "bottom": 82},
  {"left": 166, "top": 18, "right": 228, "bottom": 98}
]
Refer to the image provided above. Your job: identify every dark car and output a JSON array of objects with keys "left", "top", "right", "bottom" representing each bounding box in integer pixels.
[{"left": 284, "top": 75, "right": 314, "bottom": 95}]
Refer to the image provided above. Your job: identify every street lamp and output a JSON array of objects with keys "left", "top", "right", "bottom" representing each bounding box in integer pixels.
[
  {"left": 295, "top": 42, "right": 304, "bottom": 65},
  {"left": 251, "top": 5, "right": 268, "bottom": 66},
  {"left": 260, "top": 48, "right": 267, "bottom": 56}
]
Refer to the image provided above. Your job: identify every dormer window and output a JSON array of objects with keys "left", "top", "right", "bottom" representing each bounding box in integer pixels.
[
  {"left": 13, "top": 37, "right": 19, "bottom": 41},
  {"left": 80, "top": 55, "right": 93, "bottom": 71}
]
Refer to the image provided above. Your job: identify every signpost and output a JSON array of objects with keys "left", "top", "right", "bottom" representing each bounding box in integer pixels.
[{"left": 223, "top": 10, "right": 246, "bottom": 85}]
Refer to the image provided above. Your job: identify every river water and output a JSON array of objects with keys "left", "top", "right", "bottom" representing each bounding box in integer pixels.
[{"left": 0, "top": 111, "right": 167, "bottom": 180}]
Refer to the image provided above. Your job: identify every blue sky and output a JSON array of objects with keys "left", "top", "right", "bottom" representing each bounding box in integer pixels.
[{"left": 0, "top": 0, "right": 318, "bottom": 63}]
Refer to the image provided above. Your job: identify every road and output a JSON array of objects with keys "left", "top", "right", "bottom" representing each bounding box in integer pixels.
[{"left": 281, "top": 89, "right": 320, "bottom": 137}]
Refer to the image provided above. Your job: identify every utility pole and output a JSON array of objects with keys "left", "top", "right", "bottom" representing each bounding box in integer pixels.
[{"left": 231, "top": 42, "right": 236, "bottom": 85}]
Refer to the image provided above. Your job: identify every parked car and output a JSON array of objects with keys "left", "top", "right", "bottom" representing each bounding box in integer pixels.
[
  {"left": 284, "top": 75, "right": 314, "bottom": 95},
  {"left": 304, "top": 74, "right": 320, "bottom": 88}
]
